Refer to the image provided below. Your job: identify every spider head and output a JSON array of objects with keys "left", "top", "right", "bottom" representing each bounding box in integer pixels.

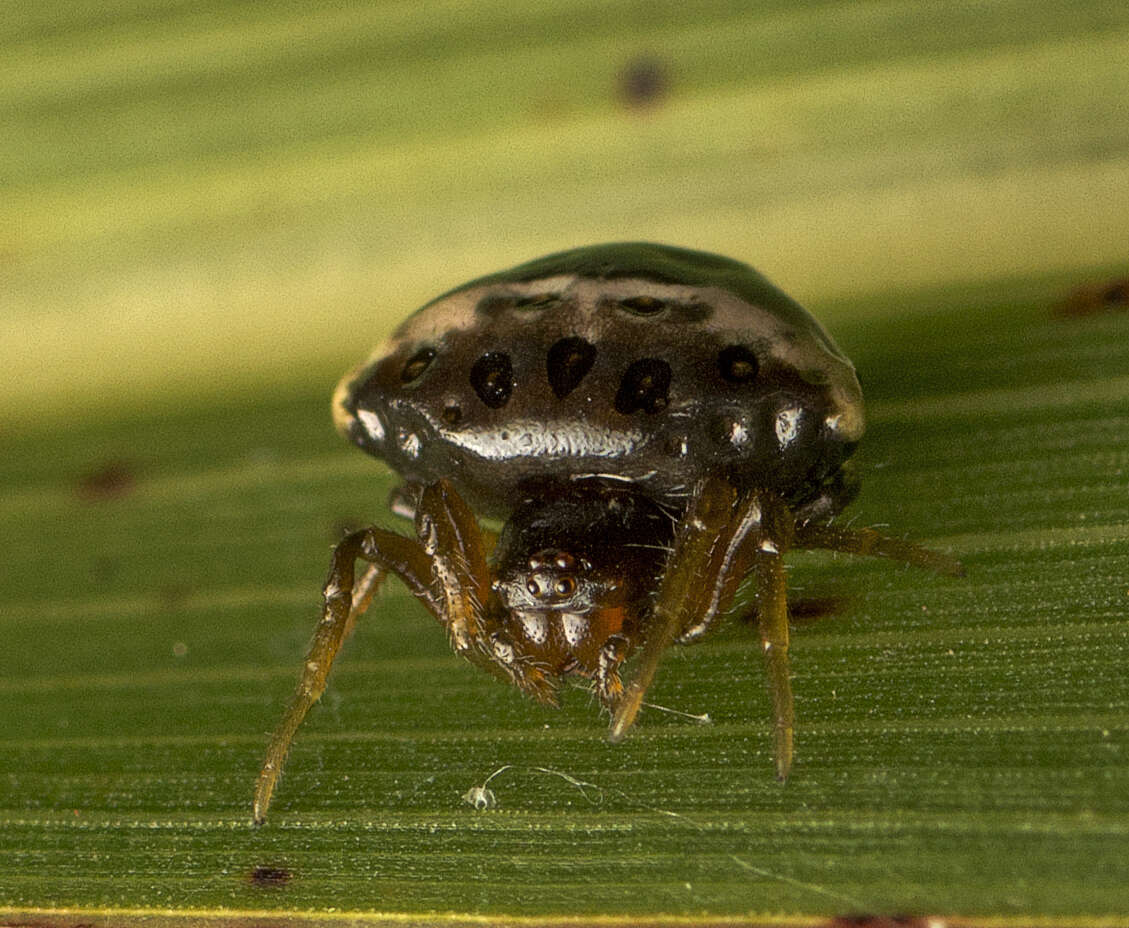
[
  {"left": 494, "top": 547, "right": 607, "bottom": 613},
  {"left": 490, "top": 480, "right": 672, "bottom": 671}
]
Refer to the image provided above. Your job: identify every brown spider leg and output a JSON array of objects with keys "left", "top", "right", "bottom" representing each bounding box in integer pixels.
[
  {"left": 414, "top": 480, "right": 558, "bottom": 704},
  {"left": 609, "top": 476, "right": 768, "bottom": 742},
  {"left": 795, "top": 523, "right": 964, "bottom": 577},
  {"left": 415, "top": 479, "right": 489, "bottom": 652},
  {"left": 751, "top": 497, "right": 796, "bottom": 781},
  {"left": 594, "top": 634, "right": 630, "bottom": 709},
  {"left": 252, "top": 526, "right": 438, "bottom": 825},
  {"left": 341, "top": 563, "right": 387, "bottom": 640}
]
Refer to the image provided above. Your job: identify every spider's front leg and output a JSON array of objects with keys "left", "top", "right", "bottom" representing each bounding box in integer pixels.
[
  {"left": 252, "top": 479, "right": 487, "bottom": 824},
  {"left": 609, "top": 476, "right": 798, "bottom": 779},
  {"left": 415, "top": 481, "right": 558, "bottom": 704},
  {"left": 414, "top": 480, "right": 489, "bottom": 653}
]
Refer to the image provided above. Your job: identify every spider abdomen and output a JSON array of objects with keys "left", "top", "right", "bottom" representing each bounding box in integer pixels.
[{"left": 333, "top": 243, "right": 864, "bottom": 515}]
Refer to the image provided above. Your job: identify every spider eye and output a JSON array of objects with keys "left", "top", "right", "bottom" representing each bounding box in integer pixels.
[{"left": 554, "top": 577, "right": 576, "bottom": 597}]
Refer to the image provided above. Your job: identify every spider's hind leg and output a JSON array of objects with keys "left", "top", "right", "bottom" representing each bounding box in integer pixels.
[
  {"left": 751, "top": 496, "right": 797, "bottom": 781},
  {"left": 792, "top": 461, "right": 861, "bottom": 525},
  {"left": 795, "top": 522, "right": 964, "bottom": 577}
]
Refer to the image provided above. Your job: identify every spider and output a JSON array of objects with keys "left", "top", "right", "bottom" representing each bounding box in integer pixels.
[{"left": 252, "top": 243, "right": 961, "bottom": 823}]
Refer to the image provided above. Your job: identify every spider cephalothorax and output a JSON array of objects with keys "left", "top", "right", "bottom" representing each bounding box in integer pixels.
[
  {"left": 491, "top": 481, "right": 669, "bottom": 681},
  {"left": 253, "top": 243, "right": 961, "bottom": 823}
]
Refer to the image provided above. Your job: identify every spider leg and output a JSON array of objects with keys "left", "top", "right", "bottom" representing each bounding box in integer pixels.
[
  {"left": 341, "top": 563, "right": 387, "bottom": 640},
  {"left": 609, "top": 476, "right": 772, "bottom": 742},
  {"left": 254, "top": 479, "right": 552, "bottom": 823},
  {"left": 253, "top": 524, "right": 440, "bottom": 825},
  {"left": 415, "top": 480, "right": 489, "bottom": 652},
  {"left": 594, "top": 633, "right": 630, "bottom": 709},
  {"left": 795, "top": 522, "right": 964, "bottom": 577},
  {"left": 420, "top": 480, "right": 562, "bottom": 707},
  {"left": 752, "top": 513, "right": 794, "bottom": 781},
  {"left": 390, "top": 482, "right": 500, "bottom": 555}
]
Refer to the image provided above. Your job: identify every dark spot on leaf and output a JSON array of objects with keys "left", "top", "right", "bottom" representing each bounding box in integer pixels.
[
  {"left": 614, "top": 358, "right": 671, "bottom": 414},
  {"left": 1105, "top": 281, "right": 1129, "bottom": 305},
  {"left": 470, "top": 351, "right": 514, "bottom": 408},
  {"left": 249, "top": 864, "right": 293, "bottom": 887},
  {"left": 1055, "top": 277, "right": 1129, "bottom": 317},
  {"left": 617, "top": 55, "right": 670, "bottom": 109},
  {"left": 75, "top": 460, "right": 137, "bottom": 501},
  {"left": 546, "top": 336, "right": 597, "bottom": 398}
]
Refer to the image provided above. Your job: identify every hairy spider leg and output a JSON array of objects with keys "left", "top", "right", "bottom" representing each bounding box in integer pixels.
[
  {"left": 795, "top": 523, "right": 965, "bottom": 577},
  {"left": 608, "top": 478, "right": 781, "bottom": 739},
  {"left": 253, "top": 527, "right": 437, "bottom": 824},
  {"left": 750, "top": 493, "right": 796, "bottom": 781},
  {"left": 254, "top": 480, "right": 554, "bottom": 824},
  {"left": 341, "top": 563, "right": 387, "bottom": 640},
  {"left": 608, "top": 478, "right": 799, "bottom": 778},
  {"left": 593, "top": 633, "right": 631, "bottom": 708},
  {"left": 607, "top": 482, "right": 963, "bottom": 781},
  {"left": 415, "top": 480, "right": 489, "bottom": 652},
  {"left": 417, "top": 481, "right": 559, "bottom": 705}
]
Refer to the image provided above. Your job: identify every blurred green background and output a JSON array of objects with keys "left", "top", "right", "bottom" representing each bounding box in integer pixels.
[
  {"left": 3, "top": 1, "right": 1129, "bottom": 924},
  {"left": 4, "top": 0, "right": 1128, "bottom": 428}
]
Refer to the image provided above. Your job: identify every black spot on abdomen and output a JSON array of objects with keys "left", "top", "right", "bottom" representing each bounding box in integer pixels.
[
  {"left": 717, "top": 344, "right": 759, "bottom": 383},
  {"left": 615, "top": 358, "right": 671, "bottom": 414},
  {"left": 546, "top": 336, "right": 597, "bottom": 399},
  {"left": 470, "top": 352, "right": 514, "bottom": 408},
  {"left": 401, "top": 347, "right": 436, "bottom": 383}
]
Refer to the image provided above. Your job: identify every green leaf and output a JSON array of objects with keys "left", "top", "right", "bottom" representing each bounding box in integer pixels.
[
  {"left": 5, "top": 275, "right": 1129, "bottom": 924},
  {"left": 3, "top": 1, "right": 1129, "bottom": 924}
]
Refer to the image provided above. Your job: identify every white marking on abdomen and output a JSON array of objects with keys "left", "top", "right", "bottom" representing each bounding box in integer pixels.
[
  {"left": 357, "top": 409, "right": 385, "bottom": 442},
  {"left": 775, "top": 406, "right": 802, "bottom": 447},
  {"left": 444, "top": 420, "right": 644, "bottom": 460}
]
